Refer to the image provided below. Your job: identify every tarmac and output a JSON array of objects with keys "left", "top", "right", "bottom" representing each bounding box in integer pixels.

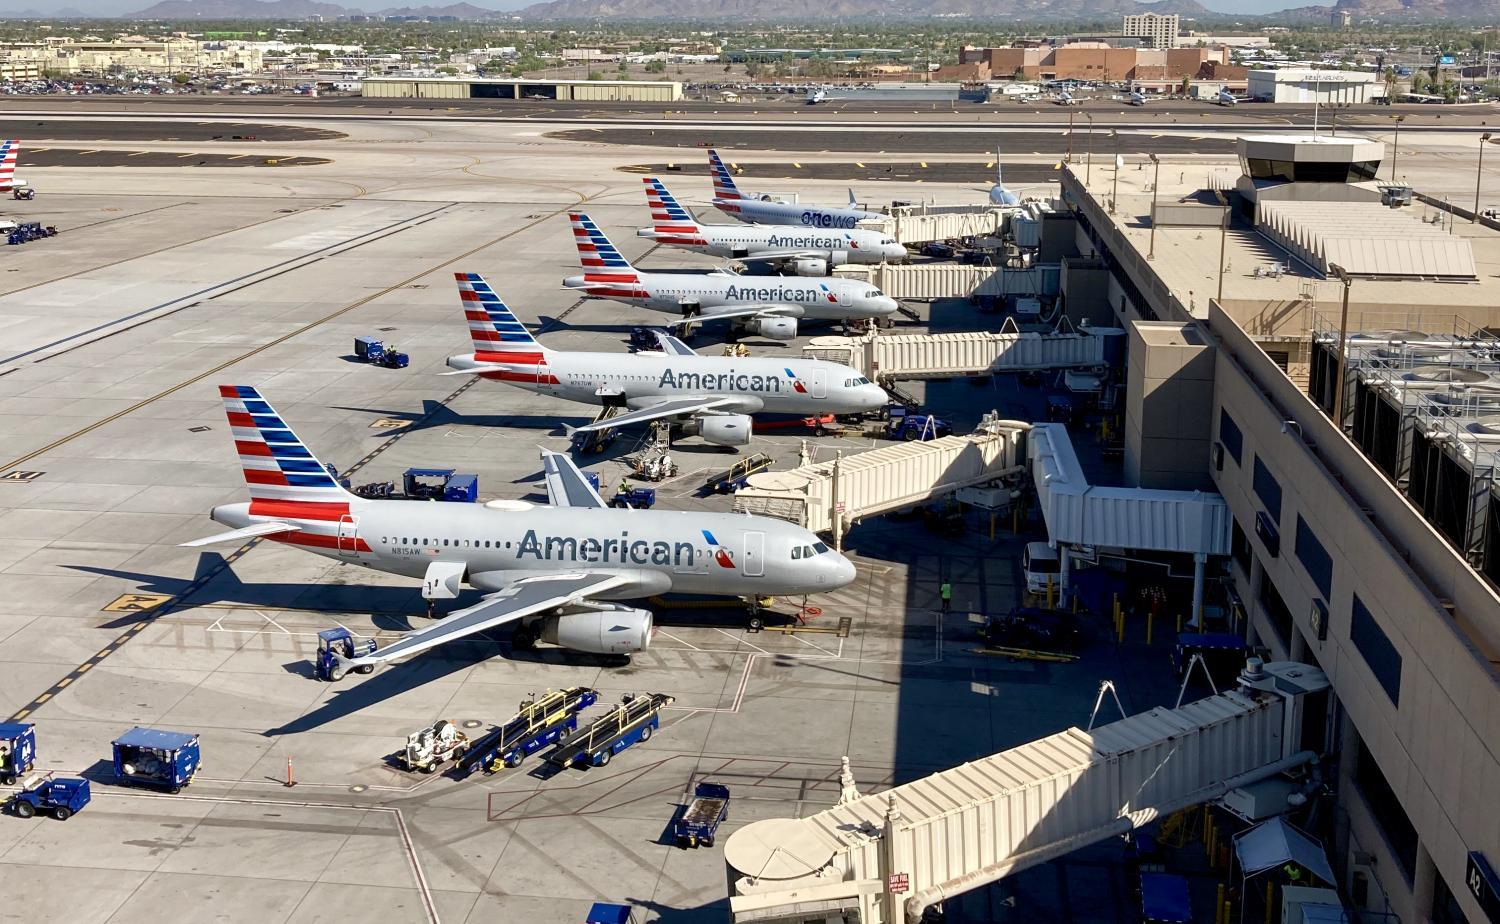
[{"left": 0, "top": 102, "right": 1484, "bottom": 923}]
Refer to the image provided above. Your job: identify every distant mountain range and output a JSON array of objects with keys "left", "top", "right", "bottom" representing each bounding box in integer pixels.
[{"left": 93, "top": 0, "right": 1500, "bottom": 22}]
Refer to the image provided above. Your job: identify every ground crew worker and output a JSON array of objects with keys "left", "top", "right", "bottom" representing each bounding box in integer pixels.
[
  {"left": 1282, "top": 863, "right": 1303, "bottom": 884},
  {"left": 617, "top": 478, "right": 630, "bottom": 497},
  {"left": 940, "top": 581, "right": 952, "bottom": 613}
]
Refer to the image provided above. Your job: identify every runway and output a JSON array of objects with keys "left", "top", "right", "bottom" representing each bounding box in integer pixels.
[{"left": 562, "top": 127, "right": 1239, "bottom": 155}]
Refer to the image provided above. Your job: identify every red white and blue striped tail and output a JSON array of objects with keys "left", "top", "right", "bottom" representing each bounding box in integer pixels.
[
  {"left": 643, "top": 177, "right": 706, "bottom": 245},
  {"left": 570, "top": 213, "right": 637, "bottom": 278},
  {"left": 457, "top": 272, "right": 541, "bottom": 356},
  {"left": 220, "top": 385, "right": 355, "bottom": 513},
  {"left": 0, "top": 140, "right": 18, "bottom": 184},
  {"left": 708, "top": 149, "right": 742, "bottom": 204}
]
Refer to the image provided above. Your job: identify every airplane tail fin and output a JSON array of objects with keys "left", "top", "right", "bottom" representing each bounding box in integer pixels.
[
  {"left": 457, "top": 272, "right": 547, "bottom": 358},
  {"left": 847, "top": 188, "right": 857, "bottom": 209},
  {"left": 569, "top": 212, "right": 637, "bottom": 276},
  {"left": 0, "top": 140, "right": 18, "bottom": 185},
  {"left": 220, "top": 385, "right": 359, "bottom": 512},
  {"left": 707, "top": 149, "right": 742, "bottom": 202},
  {"left": 643, "top": 177, "right": 705, "bottom": 243}
]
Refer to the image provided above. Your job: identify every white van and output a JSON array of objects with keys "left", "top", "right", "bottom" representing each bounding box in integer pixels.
[{"left": 1022, "top": 542, "right": 1061, "bottom": 595}]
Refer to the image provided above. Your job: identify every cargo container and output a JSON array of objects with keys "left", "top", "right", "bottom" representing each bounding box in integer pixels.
[{"left": 112, "top": 727, "right": 201, "bottom": 793}]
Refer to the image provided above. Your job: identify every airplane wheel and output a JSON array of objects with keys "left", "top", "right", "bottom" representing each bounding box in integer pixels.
[
  {"left": 512, "top": 625, "right": 537, "bottom": 651},
  {"left": 356, "top": 665, "right": 375, "bottom": 674}
]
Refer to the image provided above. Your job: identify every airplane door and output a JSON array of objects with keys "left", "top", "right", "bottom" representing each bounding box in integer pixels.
[
  {"left": 810, "top": 368, "right": 827, "bottom": 399},
  {"left": 336, "top": 515, "right": 360, "bottom": 557},
  {"left": 743, "top": 531, "right": 765, "bottom": 577}
]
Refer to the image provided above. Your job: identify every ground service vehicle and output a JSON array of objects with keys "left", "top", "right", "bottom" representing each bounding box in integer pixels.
[
  {"left": 886, "top": 406, "right": 952, "bottom": 441},
  {"left": 112, "top": 727, "right": 201, "bottom": 792},
  {"left": 0, "top": 722, "right": 36, "bottom": 785},
  {"left": 1022, "top": 542, "right": 1061, "bottom": 595},
  {"left": 315, "top": 628, "right": 377, "bottom": 681},
  {"left": 401, "top": 719, "right": 469, "bottom": 773},
  {"left": 673, "top": 782, "right": 731, "bottom": 848},
  {"left": 354, "top": 336, "right": 409, "bottom": 369},
  {"left": 546, "top": 693, "right": 674, "bottom": 770},
  {"left": 979, "top": 606, "right": 1083, "bottom": 652},
  {"left": 457, "top": 687, "right": 599, "bottom": 774},
  {"left": 8, "top": 774, "right": 89, "bottom": 820}
]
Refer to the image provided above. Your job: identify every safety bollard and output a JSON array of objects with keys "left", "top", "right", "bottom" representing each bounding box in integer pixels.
[
  {"left": 1046, "top": 575, "right": 1055, "bottom": 610},
  {"left": 285, "top": 755, "right": 295, "bottom": 788},
  {"left": 1223, "top": 900, "right": 1233, "bottom": 924},
  {"left": 1147, "top": 611, "right": 1154, "bottom": 646},
  {"left": 1176, "top": 613, "right": 1183, "bottom": 634},
  {"left": 1265, "top": 880, "right": 1274, "bottom": 924},
  {"left": 1214, "top": 884, "right": 1226, "bottom": 924}
]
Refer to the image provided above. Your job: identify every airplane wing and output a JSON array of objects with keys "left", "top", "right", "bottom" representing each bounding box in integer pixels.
[
  {"left": 569, "top": 396, "right": 739, "bottom": 435},
  {"left": 653, "top": 331, "right": 698, "bottom": 356},
  {"left": 690, "top": 304, "right": 801, "bottom": 323},
  {"left": 742, "top": 249, "right": 842, "bottom": 262},
  {"left": 541, "top": 449, "right": 606, "bottom": 509},
  {"left": 180, "top": 522, "right": 301, "bottom": 547},
  {"left": 348, "top": 572, "right": 635, "bottom": 667}
]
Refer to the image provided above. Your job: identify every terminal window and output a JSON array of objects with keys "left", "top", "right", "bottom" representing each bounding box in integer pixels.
[
  {"left": 1219, "top": 408, "right": 1243, "bottom": 466},
  {"left": 1354, "top": 739, "right": 1418, "bottom": 882},
  {"left": 1350, "top": 594, "right": 1402, "bottom": 707},
  {"left": 1295, "top": 515, "right": 1333, "bottom": 598},
  {"left": 1253, "top": 456, "right": 1283, "bottom": 521}
]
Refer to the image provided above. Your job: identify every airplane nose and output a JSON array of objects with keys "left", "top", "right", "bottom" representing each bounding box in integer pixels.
[
  {"left": 863, "top": 384, "right": 889, "bottom": 409},
  {"left": 875, "top": 297, "right": 899, "bottom": 316},
  {"left": 831, "top": 554, "right": 857, "bottom": 588}
]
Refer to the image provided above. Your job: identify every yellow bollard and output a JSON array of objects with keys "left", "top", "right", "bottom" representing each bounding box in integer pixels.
[
  {"left": 1012, "top": 506, "right": 1019, "bottom": 533},
  {"left": 1176, "top": 613, "right": 1183, "bottom": 634},
  {"left": 1215, "top": 884, "right": 1226, "bottom": 924},
  {"left": 1072, "top": 594, "right": 1080, "bottom": 614},
  {"left": 1265, "top": 880, "right": 1275, "bottom": 924},
  {"left": 1147, "top": 611, "right": 1154, "bottom": 646},
  {"left": 1112, "top": 594, "right": 1121, "bottom": 622},
  {"left": 1224, "top": 900, "right": 1233, "bottom": 924},
  {"left": 989, "top": 513, "right": 996, "bottom": 540},
  {"left": 1206, "top": 818, "right": 1216, "bottom": 864},
  {"left": 1046, "top": 575, "right": 1055, "bottom": 609}
]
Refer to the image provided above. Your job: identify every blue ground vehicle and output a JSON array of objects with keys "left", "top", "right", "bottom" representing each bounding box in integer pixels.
[
  {"left": 609, "top": 486, "right": 656, "bottom": 509},
  {"left": 585, "top": 904, "right": 638, "bottom": 924},
  {"left": 704, "top": 453, "right": 773, "bottom": 494},
  {"left": 112, "top": 727, "right": 201, "bottom": 793},
  {"left": 0, "top": 722, "right": 36, "bottom": 786},
  {"left": 354, "top": 336, "right": 409, "bottom": 369},
  {"left": 673, "top": 782, "right": 730, "bottom": 848},
  {"left": 629, "top": 327, "right": 668, "bottom": 352},
  {"left": 456, "top": 687, "right": 599, "bottom": 774},
  {"left": 7, "top": 775, "right": 89, "bottom": 820},
  {"left": 314, "top": 627, "right": 378, "bottom": 682},
  {"left": 546, "top": 693, "right": 674, "bottom": 770},
  {"left": 886, "top": 406, "right": 951, "bottom": 441},
  {"left": 403, "top": 468, "right": 478, "bottom": 502}
]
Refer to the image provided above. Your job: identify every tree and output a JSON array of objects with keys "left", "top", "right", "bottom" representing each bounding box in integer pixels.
[
  {"left": 586, "top": 69, "right": 603, "bottom": 81},
  {"left": 645, "top": 59, "right": 666, "bottom": 74},
  {"left": 1179, "top": 76, "right": 1192, "bottom": 96},
  {"left": 172, "top": 73, "right": 190, "bottom": 84},
  {"left": 436, "top": 65, "right": 458, "bottom": 75}
]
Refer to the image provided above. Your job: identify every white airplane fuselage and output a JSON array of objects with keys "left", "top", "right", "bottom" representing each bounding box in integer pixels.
[
  {"left": 564, "top": 270, "right": 900, "bottom": 322},
  {"left": 210, "top": 499, "right": 853, "bottom": 598},
  {"left": 713, "top": 198, "right": 884, "bottom": 230},
  {"left": 447, "top": 349, "right": 889, "bottom": 416},
  {"left": 642, "top": 223, "right": 904, "bottom": 264}
]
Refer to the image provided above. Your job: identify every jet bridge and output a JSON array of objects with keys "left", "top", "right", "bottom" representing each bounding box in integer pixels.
[
  {"left": 803, "top": 321, "right": 1125, "bottom": 384},
  {"left": 726, "top": 659, "right": 1330, "bottom": 924},
  {"left": 730, "top": 414, "right": 1030, "bottom": 547}
]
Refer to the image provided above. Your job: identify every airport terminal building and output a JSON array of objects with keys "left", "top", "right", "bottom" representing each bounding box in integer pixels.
[
  {"left": 361, "top": 76, "right": 682, "bottom": 102},
  {"left": 1052, "top": 136, "right": 1499, "bottom": 924}
]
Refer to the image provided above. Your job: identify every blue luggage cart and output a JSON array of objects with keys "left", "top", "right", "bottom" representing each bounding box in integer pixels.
[
  {"left": 112, "top": 727, "right": 201, "bottom": 793},
  {"left": 0, "top": 722, "right": 36, "bottom": 786},
  {"left": 456, "top": 687, "right": 600, "bottom": 774}
]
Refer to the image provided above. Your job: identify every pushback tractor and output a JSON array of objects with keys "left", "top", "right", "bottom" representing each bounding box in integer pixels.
[
  {"left": 456, "top": 687, "right": 600, "bottom": 774},
  {"left": 7, "top": 773, "right": 89, "bottom": 821}
]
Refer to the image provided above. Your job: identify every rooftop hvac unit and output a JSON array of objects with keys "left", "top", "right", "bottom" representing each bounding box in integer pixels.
[
  {"left": 1400, "top": 365, "right": 1493, "bottom": 388},
  {"left": 1424, "top": 388, "right": 1500, "bottom": 416},
  {"left": 1463, "top": 415, "right": 1500, "bottom": 442}
]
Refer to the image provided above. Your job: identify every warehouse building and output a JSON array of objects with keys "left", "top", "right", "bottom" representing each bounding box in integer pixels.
[
  {"left": 360, "top": 76, "right": 682, "bottom": 102},
  {"left": 1247, "top": 67, "right": 1383, "bottom": 104},
  {"left": 1051, "top": 137, "right": 1500, "bottom": 924}
]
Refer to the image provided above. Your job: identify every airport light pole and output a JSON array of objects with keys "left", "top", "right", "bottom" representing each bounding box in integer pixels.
[
  {"left": 1474, "top": 132, "right": 1494, "bottom": 222},
  {"left": 1329, "top": 263, "right": 1353, "bottom": 427},
  {"left": 1147, "top": 153, "right": 1160, "bottom": 260},
  {"left": 1214, "top": 190, "right": 1230, "bottom": 304},
  {"left": 1110, "top": 130, "right": 1120, "bottom": 214},
  {"left": 1066, "top": 110, "right": 1075, "bottom": 163},
  {"left": 1085, "top": 113, "right": 1095, "bottom": 184},
  {"left": 1390, "top": 114, "right": 1405, "bottom": 182}
]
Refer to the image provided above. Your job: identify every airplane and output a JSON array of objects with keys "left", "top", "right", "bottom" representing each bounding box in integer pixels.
[
  {"left": 443, "top": 272, "right": 888, "bottom": 448},
  {"left": 1216, "top": 89, "right": 1252, "bottom": 106},
  {"left": 1055, "top": 91, "right": 1083, "bottom": 106},
  {"left": 639, "top": 176, "right": 905, "bottom": 273},
  {"left": 707, "top": 149, "right": 885, "bottom": 230},
  {"left": 184, "top": 386, "right": 857, "bottom": 668},
  {"left": 0, "top": 140, "right": 34, "bottom": 200},
  {"left": 1128, "top": 90, "right": 1148, "bottom": 106},
  {"left": 989, "top": 149, "right": 1021, "bottom": 207},
  {"left": 562, "top": 213, "right": 900, "bottom": 341},
  {"left": 806, "top": 87, "right": 832, "bottom": 105}
]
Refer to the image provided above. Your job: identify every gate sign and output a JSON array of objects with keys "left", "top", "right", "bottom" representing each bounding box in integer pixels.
[
  {"left": 1467, "top": 852, "right": 1500, "bottom": 922},
  {"left": 888, "top": 873, "right": 909, "bottom": 894}
]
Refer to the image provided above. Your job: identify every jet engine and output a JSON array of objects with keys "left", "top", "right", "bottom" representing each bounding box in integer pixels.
[
  {"left": 681, "top": 413, "right": 753, "bottom": 447},
  {"left": 540, "top": 604, "right": 652, "bottom": 655},
  {"left": 740, "top": 316, "right": 798, "bottom": 341},
  {"left": 788, "top": 252, "right": 847, "bottom": 277}
]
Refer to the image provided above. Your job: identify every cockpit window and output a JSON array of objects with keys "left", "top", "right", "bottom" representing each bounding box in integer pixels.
[
  {"left": 791, "top": 546, "right": 803, "bottom": 560},
  {"left": 813, "top": 542, "right": 829, "bottom": 554}
]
